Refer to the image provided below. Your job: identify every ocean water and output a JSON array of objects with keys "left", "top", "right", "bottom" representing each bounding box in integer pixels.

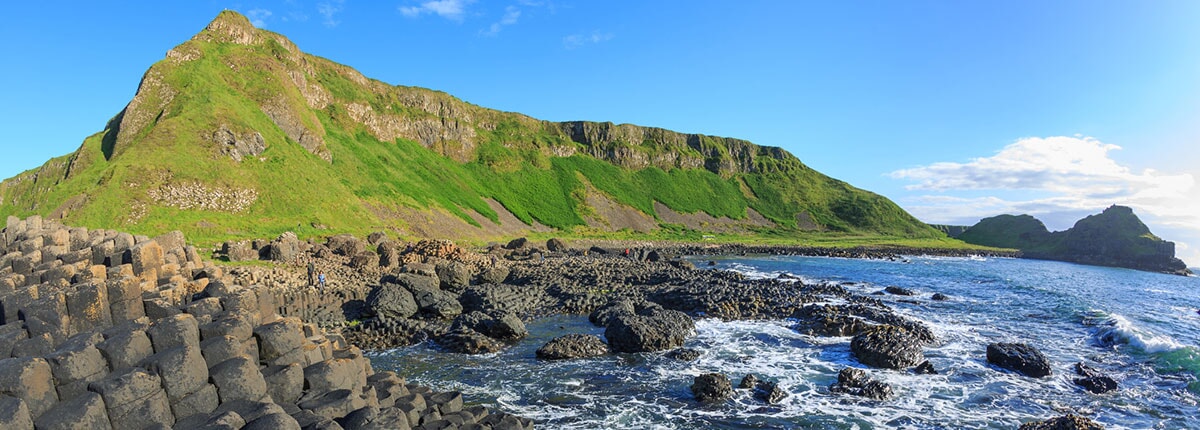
[{"left": 369, "top": 256, "right": 1200, "bottom": 429}]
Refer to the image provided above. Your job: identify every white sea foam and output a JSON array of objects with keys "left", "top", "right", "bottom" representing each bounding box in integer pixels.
[{"left": 1092, "top": 312, "right": 1186, "bottom": 354}]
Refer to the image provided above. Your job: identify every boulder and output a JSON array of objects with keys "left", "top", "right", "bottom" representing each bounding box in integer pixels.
[
  {"left": 1019, "top": 414, "right": 1105, "bottom": 430},
  {"left": 435, "top": 328, "right": 503, "bottom": 355},
  {"left": 349, "top": 251, "right": 380, "bottom": 270},
  {"left": 435, "top": 262, "right": 472, "bottom": 293},
  {"left": 327, "top": 234, "right": 365, "bottom": 257},
  {"left": 752, "top": 380, "right": 787, "bottom": 405},
  {"left": 535, "top": 334, "right": 609, "bottom": 360},
  {"left": 1073, "top": 362, "right": 1117, "bottom": 394},
  {"left": 409, "top": 286, "right": 462, "bottom": 320},
  {"left": 829, "top": 367, "right": 893, "bottom": 400},
  {"left": 365, "top": 284, "right": 418, "bottom": 321},
  {"left": 738, "top": 374, "right": 760, "bottom": 389},
  {"left": 850, "top": 325, "right": 924, "bottom": 369},
  {"left": 504, "top": 238, "right": 527, "bottom": 250},
  {"left": 986, "top": 342, "right": 1052, "bottom": 378},
  {"left": 222, "top": 241, "right": 258, "bottom": 262},
  {"left": 690, "top": 373, "right": 733, "bottom": 403},
  {"left": 884, "top": 286, "right": 916, "bottom": 296},
  {"left": 545, "top": 238, "right": 568, "bottom": 253},
  {"left": 604, "top": 306, "right": 694, "bottom": 353},
  {"left": 266, "top": 232, "right": 301, "bottom": 262}
]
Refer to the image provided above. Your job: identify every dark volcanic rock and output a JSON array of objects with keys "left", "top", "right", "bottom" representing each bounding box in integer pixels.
[
  {"left": 1019, "top": 413, "right": 1105, "bottom": 430},
  {"left": 536, "top": 334, "right": 609, "bottom": 360},
  {"left": 691, "top": 373, "right": 733, "bottom": 403},
  {"left": 1073, "top": 362, "right": 1117, "bottom": 394},
  {"left": 738, "top": 374, "right": 760, "bottom": 389},
  {"left": 365, "top": 284, "right": 418, "bottom": 320},
  {"left": 914, "top": 360, "right": 938, "bottom": 375},
  {"left": 505, "top": 237, "right": 528, "bottom": 250},
  {"left": 851, "top": 325, "right": 925, "bottom": 369},
  {"left": 450, "top": 312, "right": 527, "bottom": 342},
  {"left": 436, "top": 328, "right": 503, "bottom": 354},
  {"left": 752, "top": 380, "right": 787, "bottom": 405},
  {"left": 546, "top": 238, "right": 568, "bottom": 253},
  {"left": 666, "top": 348, "right": 702, "bottom": 361},
  {"left": 829, "top": 367, "right": 893, "bottom": 400},
  {"left": 596, "top": 300, "right": 694, "bottom": 353},
  {"left": 931, "top": 293, "right": 949, "bottom": 301},
  {"left": 793, "top": 304, "right": 869, "bottom": 337},
  {"left": 987, "top": 342, "right": 1052, "bottom": 378},
  {"left": 884, "top": 286, "right": 916, "bottom": 296}
]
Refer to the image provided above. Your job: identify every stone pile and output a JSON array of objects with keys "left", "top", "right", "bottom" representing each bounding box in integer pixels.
[{"left": 0, "top": 216, "right": 532, "bottom": 430}]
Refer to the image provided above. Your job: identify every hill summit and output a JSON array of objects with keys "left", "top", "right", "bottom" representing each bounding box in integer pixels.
[
  {"left": 0, "top": 11, "right": 938, "bottom": 244},
  {"left": 959, "top": 205, "right": 1191, "bottom": 275}
]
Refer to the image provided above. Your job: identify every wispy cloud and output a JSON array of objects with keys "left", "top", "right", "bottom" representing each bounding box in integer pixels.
[
  {"left": 400, "top": 0, "right": 473, "bottom": 21},
  {"left": 246, "top": 8, "right": 273, "bottom": 28},
  {"left": 890, "top": 135, "right": 1200, "bottom": 265},
  {"left": 563, "top": 31, "right": 613, "bottom": 49},
  {"left": 482, "top": 6, "right": 521, "bottom": 36},
  {"left": 318, "top": 0, "right": 345, "bottom": 27}
]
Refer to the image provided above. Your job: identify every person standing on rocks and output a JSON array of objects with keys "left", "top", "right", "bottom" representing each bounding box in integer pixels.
[
  {"left": 307, "top": 261, "right": 315, "bottom": 286},
  {"left": 318, "top": 272, "right": 327, "bottom": 292}
]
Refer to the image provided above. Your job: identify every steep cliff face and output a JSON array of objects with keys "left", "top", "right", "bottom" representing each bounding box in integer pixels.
[
  {"left": 959, "top": 206, "right": 1190, "bottom": 276},
  {"left": 0, "top": 11, "right": 939, "bottom": 243}
]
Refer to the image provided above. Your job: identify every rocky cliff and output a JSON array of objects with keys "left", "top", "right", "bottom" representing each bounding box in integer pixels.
[
  {"left": 0, "top": 11, "right": 939, "bottom": 244},
  {"left": 958, "top": 206, "right": 1191, "bottom": 276}
]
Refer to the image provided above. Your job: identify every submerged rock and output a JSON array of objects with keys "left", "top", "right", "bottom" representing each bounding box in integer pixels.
[
  {"left": 536, "top": 334, "right": 609, "bottom": 360},
  {"left": 987, "top": 342, "right": 1052, "bottom": 378},
  {"left": 1073, "top": 362, "right": 1117, "bottom": 394},
  {"left": 690, "top": 373, "right": 734, "bottom": 403},
  {"left": 884, "top": 286, "right": 916, "bottom": 296},
  {"left": 850, "top": 325, "right": 925, "bottom": 369},
  {"left": 829, "top": 367, "right": 893, "bottom": 400},
  {"left": 738, "top": 374, "right": 760, "bottom": 389},
  {"left": 752, "top": 380, "right": 788, "bottom": 405},
  {"left": 666, "top": 348, "right": 702, "bottom": 361}
]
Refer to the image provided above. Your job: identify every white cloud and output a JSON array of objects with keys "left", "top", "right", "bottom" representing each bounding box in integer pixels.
[
  {"left": 400, "top": 0, "right": 473, "bottom": 21},
  {"left": 482, "top": 6, "right": 520, "bottom": 36},
  {"left": 563, "top": 31, "right": 613, "bottom": 49},
  {"left": 318, "top": 0, "right": 344, "bottom": 27},
  {"left": 890, "top": 135, "right": 1200, "bottom": 266},
  {"left": 246, "top": 9, "right": 273, "bottom": 28}
]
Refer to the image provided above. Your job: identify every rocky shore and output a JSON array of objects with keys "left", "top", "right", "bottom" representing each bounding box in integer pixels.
[
  {"left": 0, "top": 217, "right": 1102, "bottom": 429},
  {"left": 0, "top": 217, "right": 531, "bottom": 430}
]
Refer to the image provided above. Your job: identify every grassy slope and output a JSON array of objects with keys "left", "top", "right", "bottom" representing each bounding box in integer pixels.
[{"left": 1, "top": 11, "right": 953, "bottom": 249}]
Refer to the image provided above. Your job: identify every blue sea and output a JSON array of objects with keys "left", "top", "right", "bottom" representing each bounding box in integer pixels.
[{"left": 369, "top": 256, "right": 1200, "bottom": 429}]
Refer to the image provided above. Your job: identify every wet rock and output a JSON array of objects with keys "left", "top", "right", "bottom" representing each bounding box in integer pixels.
[
  {"left": 914, "top": 360, "right": 938, "bottom": 375},
  {"left": 536, "top": 334, "right": 609, "bottom": 360},
  {"left": 850, "top": 325, "right": 925, "bottom": 369},
  {"left": 793, "top": 304, "right": 869, "bottom": 337},
  {"left": 666, "top": 348, "right": 701, "bottom": 361},
  {"left": 599, "top": 300, "right": 694, "bottom": 353},
  {"left": 436, "top": 328, "right": 504, "bottom": 355},
  {"left": 931, "top": 293, "right": 949, "bottom": 301},
  {"left": 1073, "top": 363, "right": 1117, "bottom": 394},
  {"left": 752, "top": 380, "right": 787, "bottom": 405},
  {"left": 449, "top": 312, "right": 527, "bottom": 342},
  {"left": 829, "top": 367, "right": 893, "bottom": 400},
  {"left": 1019, "top": 413, "right": 1105, "bottom": 430},
  {"left": 884, "top": 286, "right": 916, "bottom": 296},
  {"left": 691, "top": 373, "right": 733, "bottom": 403},
  {"left": 987, "top": 342, "right": 1052, "bottom": 378},
  {"left": 737, "top": 374, "right": 760, "bottom": 389}
]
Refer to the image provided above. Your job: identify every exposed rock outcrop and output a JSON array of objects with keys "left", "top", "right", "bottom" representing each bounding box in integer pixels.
[{"left": 987, "top": 342, "right": 1052, "bottom": 378}]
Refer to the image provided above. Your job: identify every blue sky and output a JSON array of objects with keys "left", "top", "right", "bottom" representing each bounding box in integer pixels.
[{"left": 2, "top": 1, "right": 1198, "bottom": 265}]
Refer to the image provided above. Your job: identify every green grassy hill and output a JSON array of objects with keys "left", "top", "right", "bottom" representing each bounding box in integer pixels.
[
  {"left": 0, "top": 11, "right": 942, "bottom": 245},
  {"left": 958, "top": 206, "right": 1190, "bottom": 275}
]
